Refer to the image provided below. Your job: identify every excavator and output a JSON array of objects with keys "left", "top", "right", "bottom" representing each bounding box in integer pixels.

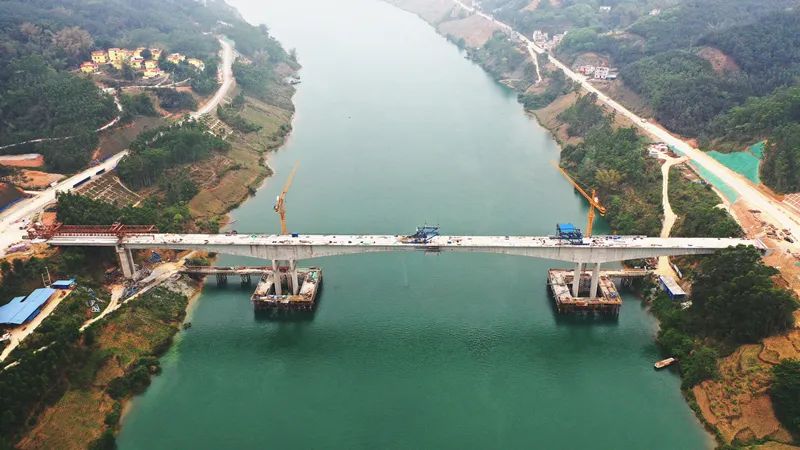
[
  {"left": 274, "top": 162, "right": 299, "bottom": 235},
  {"left": 553, "top": 162, "right": 606, "bottom": 237}
]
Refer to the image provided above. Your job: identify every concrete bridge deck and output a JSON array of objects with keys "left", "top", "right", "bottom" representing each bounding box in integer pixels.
[{"left": 46, "top": 233, "right": 757, "bottom": 264}]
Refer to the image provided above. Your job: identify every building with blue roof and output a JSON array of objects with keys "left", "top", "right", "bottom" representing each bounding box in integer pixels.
[
  {"left": 0, "top": 288, "right": 57, "bottom": 325},
  {"left": 51, "top": 279, "right": 76, "bottom": 289}
]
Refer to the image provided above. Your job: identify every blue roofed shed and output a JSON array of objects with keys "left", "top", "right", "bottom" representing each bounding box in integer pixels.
[
  {"left": 0, "top": 288, "right": 57, "bottom": 325},
  {"left": 51, "top": 279, "right": 76, "bottom": 289},
  {"left": 659, "top": 275, "right": 686, "bottom": 300}
]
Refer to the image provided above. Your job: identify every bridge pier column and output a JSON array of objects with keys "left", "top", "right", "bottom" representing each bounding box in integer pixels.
[
  {"left": 590, "top": 262, "right": 601, "bottom": 298},
  {"left": 272, "top": 260, "right": 282, "bottom": 295},
  {"left": 572, "top": 262, "right": 583, "bottom": 297},
  {"left": 289, "top": 260, "right": 299, "bottom": 295},
  {"left": 116, "top": 247, "right": 135, "bottom": 279}
]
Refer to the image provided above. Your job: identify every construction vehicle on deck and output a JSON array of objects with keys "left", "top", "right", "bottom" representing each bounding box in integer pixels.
[{"left": 400, "top": 226, "right": 440, "bottom": 244}]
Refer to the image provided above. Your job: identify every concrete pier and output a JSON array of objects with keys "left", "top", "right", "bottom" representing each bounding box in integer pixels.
[{"left": 548, "top": 268, "right": 648, "bottom": 316}]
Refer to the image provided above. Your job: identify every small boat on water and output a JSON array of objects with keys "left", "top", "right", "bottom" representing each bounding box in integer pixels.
[{"left": 654, "top": 357, "right": 677, "bottom": 370}]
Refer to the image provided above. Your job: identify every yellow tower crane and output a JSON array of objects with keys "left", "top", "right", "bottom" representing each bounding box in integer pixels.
[
  {"left": 273, "top": 162, "right": 299, "bottom": 235},
  {"left": 553, "top": 162, "right": 607, "bottom": 237}
]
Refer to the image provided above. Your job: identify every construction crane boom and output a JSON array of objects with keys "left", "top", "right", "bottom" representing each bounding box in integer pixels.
[
  {"left": 552, "top": 162, "right": 606, "bottom": 237},
  {"left": 274, "top": 162, "right": 299, "bottom": 235}
]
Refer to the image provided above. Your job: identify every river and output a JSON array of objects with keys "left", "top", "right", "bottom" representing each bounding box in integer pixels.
[{"left": 117, "top": 0, "right": 710, "bottom": 448}]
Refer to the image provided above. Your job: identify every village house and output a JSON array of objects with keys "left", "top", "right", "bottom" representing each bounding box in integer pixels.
[
  {"left": 81, "top": 46, "right": 165, "bottom": 78},
  {"left": 593, "top": 66, "right": 610, "bottom": 79},
  {"left": 90, "top": 50, "right": 107, "bottom": 64},
  {"left": 186, "top": 58, "right": 205, "bottom": 71},
  {"left": 143, "top": 67, "right": 162, "bottom": 78},
  {"left": 578, "top": 65, "right": 596, "bottom": 75},
  {"left": 107, "top": 48, "right": 124, "bottom": 62},
  {"left": 80, "top": 61, "right": 98, "bottom": 73},
  {"left": 599, "top": 6, "right": 611, "bottom": 12},
  {"left": 129, "top": 56, "right": 144, "bottom": 70},
  {"left": 167, "top": 53, "right": 185, "bottom": 64}
]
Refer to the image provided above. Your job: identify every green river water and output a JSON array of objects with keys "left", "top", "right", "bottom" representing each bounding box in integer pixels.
[{"left": 117, "top": 0, "right": 711, "bottom": 448}]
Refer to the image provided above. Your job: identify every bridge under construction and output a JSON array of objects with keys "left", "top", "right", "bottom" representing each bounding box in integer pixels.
[{"left": 30, "top": 223, "right": 761, "bottom": 315}]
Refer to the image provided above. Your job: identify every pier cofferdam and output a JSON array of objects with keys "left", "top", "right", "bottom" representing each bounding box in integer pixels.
[{"left": 46, "top": 233, "right": 759, "bottom": 276}]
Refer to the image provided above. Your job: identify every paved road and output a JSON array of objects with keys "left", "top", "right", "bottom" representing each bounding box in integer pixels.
[
  {"left": 192, "top": 37, "right": 235, "bottom": 118},
  {"left": 0, "top": 36, "right": 237, "bottom": 258},
  {"left": 449, "top": 0, "right": 800, "bottom": 246},
  {"left": 0, "top": 151, "right": 129, "bottom": 257}
]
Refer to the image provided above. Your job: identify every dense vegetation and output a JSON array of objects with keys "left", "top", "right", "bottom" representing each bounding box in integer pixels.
[
  {"left": 712, "top": 86, "right": 800, "bottom": 145},
  {"left": 0, "top": 287, "right": 103, "bottom": 445},
  {"left": 761, "top": 124, "right": 800, "bottom": 194},
  {"left": 120, "top": 93, "right": 157, "bottom": 121},
  {"left": 557, "top": 92, "right": 605, "bottom": 136},
  {"left": 154, "top": 88, "right": 197, "bottom": 112},
  {"left": 0, "top": 56, "right": 116, "bottom": 146},
  {"left": 621, "top": 51, "right": 744, "bottom": 136},
  {"left": 558, "top": 96, "right": 661, "bottom": 235},
  {"left": 770, "top": 359, "right": 800, "bottom": 439},
  {"left": 471, "top": 31, "right": 529, "bottom": 81},
  {"left": 116, "top": 122, "right": 229, "bottom": 189},
  {"left": 654, "top": 246, "right": 797, "bottom": 386},
  {"left": 482, "top": 0, "right": 669, "bottom": 36},
  {"left": 57, "top": 192, "right": 191, "bottom": 232},
  {"left": 701, "top": 10, "right": 800, "bottom": 97},
  {"left": 669, "top": 172, "right": 742, "bottom": 238}
]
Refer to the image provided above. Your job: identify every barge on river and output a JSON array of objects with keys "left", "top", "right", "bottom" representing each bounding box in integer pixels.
[
  {"left": 547, "top": 268, "right": 623, "bottom": 316},
  {"left": 251, "top": 267, "right": 322, "bottom": 312}
]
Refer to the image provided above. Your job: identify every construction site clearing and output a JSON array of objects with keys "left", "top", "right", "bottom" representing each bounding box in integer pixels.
[
  {"left": 548, "top": 268, "right": 631, "bottom": 316},
  {"left": 74, "top": 171, "right": 141, "bottom": 207}
]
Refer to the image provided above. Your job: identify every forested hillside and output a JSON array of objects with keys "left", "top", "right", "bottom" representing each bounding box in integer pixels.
[
  {"left": 488, "top": 0, "right": 800, "bottom": 192},
  {"left": 0, "top": 0, "right": 288, "bottom": 172}
]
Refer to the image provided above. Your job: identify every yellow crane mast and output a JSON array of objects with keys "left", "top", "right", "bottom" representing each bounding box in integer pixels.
[
  {"left": 553, "top": 162, "right": 606, "bottom": 237},
  {"left": 274, "top": 162, "right": 299, "bottom": 235}
]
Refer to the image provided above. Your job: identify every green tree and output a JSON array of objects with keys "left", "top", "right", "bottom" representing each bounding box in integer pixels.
[
  {"left": 691, "top": 246, "right": 797, "bottom": 343},
  {"left": 681, "top": 346, "right": 719, "bottom": 387},
  {"left": 770, "top": 359, "right": 800, "bottom": 438}
]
